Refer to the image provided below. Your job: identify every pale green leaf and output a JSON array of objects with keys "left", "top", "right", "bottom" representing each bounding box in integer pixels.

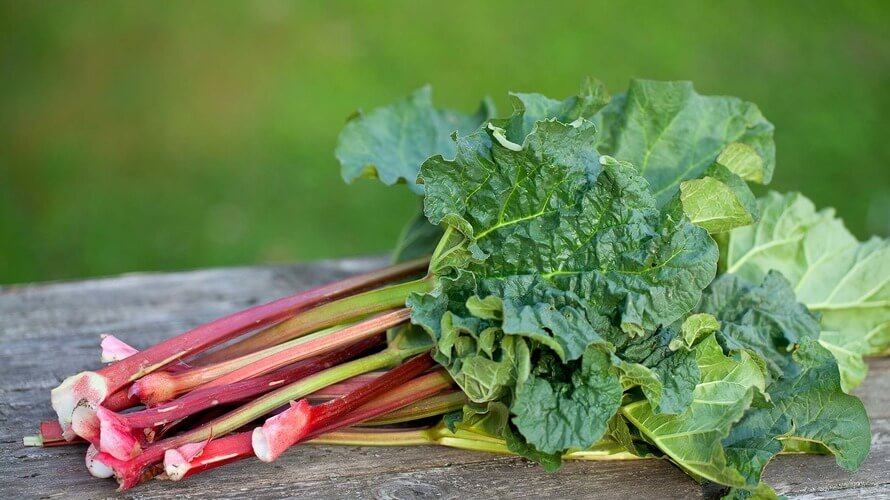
[
  {"left": 725, "top": 191, "right": 890, "bottom": 390},
  {"left": 593, "top": 79, "right": 775, "bottom": 206}
]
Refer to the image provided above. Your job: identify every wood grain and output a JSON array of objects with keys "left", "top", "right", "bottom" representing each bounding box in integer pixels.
[{"left": 1, "top": 258, "right": 887, "bottom": 499}]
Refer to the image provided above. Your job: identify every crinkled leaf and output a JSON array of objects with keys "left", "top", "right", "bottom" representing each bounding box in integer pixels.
[
  {"left": 694, "top": 271, "right": 871, "bottom": 489},
  {"left": 671, "top": 313, "right": 721, "bottom": 351},
  {"left": 336, "top": 86, "right": 495, "bottom": 193},
  {"left": 622, "top": 335, "right": 766, "bottom": 488},
  {"left": 409, "top": 286, "right": 530, "bottom": 403},
  {"left": 722, "top": 339, "right": 871, "bottom": 489},
  {"left": 491, "top": 76, "right": 610, "bottom": 144},
  {"left": 420, "top": 123, "right": 717, "bottom": 339},
  {"left": 511, "top": 346, "right": 622, "bottom": 454},
  {"left": 613, "top": 325, "right": 700, "bottom": 414},
  {"left": 593, "top": 79, "right": 775, "bottom": 206},
  {"left": 725, "top": 191, "right": 890, "bottom": 390},
  {"left": 698, "top": 271, "right": 821, "bottom": 381}
]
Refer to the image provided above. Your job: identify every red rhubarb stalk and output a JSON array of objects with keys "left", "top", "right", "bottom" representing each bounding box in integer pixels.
[
  {"left": 252, "top": 353, "right": 434, "bottom": 462},
  {"left": 306, "top": 372, "right": 383, "bottom": 399},
  {"left": 96, "top": 336, "right": 383, "bottom": 460},
  {"left": 94, "top": 339, "right": 425, "bottom": 489},
  {"left": 51, "top": 257, "right": 429, "bottom": 438},
  {"left": 196, "top": 277, "right": 431, "bottom": 365},
  {"left": 361, "top": 390, "right": 467, "bottom": 426},
  {"left": 195, "top": 309, "right": 411, "bottom": 392},
  {"left": 128, "top": 322, "right": 356, "bottom": 405},
  {"left": 164, "top": 367, "right": 451, "bottom": 480}
]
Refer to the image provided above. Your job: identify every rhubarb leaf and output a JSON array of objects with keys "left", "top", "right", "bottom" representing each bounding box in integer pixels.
[
  {"left": 420, "top": 124, "right": 718, "bottom": 337},
  {"left": 611, "top": 324, "right": 701, "bottom": 414},
  {"left": 593, "top": 79, "right": 775, "bottom": 206},
  {"left": 336, "top": 86, "right": 495, "bottom": 193},
  {"left": 511, "top": 346, "right": 623, "bottom": 454},
  {"left": 722, "top": 338, "right": 871, "bottom": 490},
  {"left": 411, "top": 117, "right": 717, "bottom": 457},
  {"left": 678, "top": 162, "right": 759, "bottom": 234},
  {"left": 491, "top": 76, "right": 610, "bottom": 144},
  {"left": 391, "top": 207, "right": 443, "bottom": 263},
  {"left": 724, "top": 191, "right": 890, "bottom": 390},
  {"left": 697, "top": 272, "right": 822, "bottom": 381},
  {"left": 692, "top": 271, "right": 871, "bottom": 489},
  {"left": 621, "top": 335, "right": 766, "bottom": 488}
]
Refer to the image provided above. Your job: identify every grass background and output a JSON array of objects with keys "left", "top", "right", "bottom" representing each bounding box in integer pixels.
[{"left": 1, "top": 1, "right": 888, "bottom": 284}]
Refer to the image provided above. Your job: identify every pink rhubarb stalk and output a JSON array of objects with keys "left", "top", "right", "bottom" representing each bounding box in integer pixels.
[
  {"left": 164, "top": 367, "right": 451, "bottom": 480},
  {"left": 128, "top": 320, "right": 362, "bottom": 405},
  {"left": 94, "top": 341, "right": 423, "bottom": 489},
  {"left": 95, "top": 336, "right": 383, "bottom": 460},
  {"left": 252, "top": 353, "right": 435, "bottom": 462},
  {"left": 194, "top": 309, "right": 411, "bottom": 392},
  {"left": 51, "top": 257, "right": 429, "bottom": 438}
]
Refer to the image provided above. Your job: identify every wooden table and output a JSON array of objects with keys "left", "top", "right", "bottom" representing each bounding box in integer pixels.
[{"left": 1, "top": 257, "right": 887, "bottom": 499}]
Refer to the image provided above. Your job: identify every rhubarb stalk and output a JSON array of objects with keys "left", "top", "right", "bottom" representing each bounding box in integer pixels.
[
  {"left": 197, "top": 278, "right": 431, "bottom": 364},
  {"left": 164, "top": 367, "right": 452, "bottom": 480},
  {"left": 51, "top": 257, "right": 429, "bottom": 438},
  {"left": 251, "top": 352, "right": 434, "bottom": 461},
  {"left": 96, "top": 335, "right": 383, "bottom": 459},
  {"left": 197, "top": 309, "right": 411, "bottom": 392},
  {"left": 94, "top": 336, "right": 427, "bottom": 489}
]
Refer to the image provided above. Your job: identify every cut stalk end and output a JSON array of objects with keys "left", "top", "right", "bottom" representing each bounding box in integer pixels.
[
  {"left": 51, "top": 371, "right": 108, "bottom": 440},
  {"left": 252, "top": 399, "right": 311, "bottom": 462},
  {"left": 97, "top": 406, "right": 142, "bottom": 460},
  {"left": 163, "top": 442, "right": 205, "bottom": 481},
  {"left": 86, "top": 445, "right": 115, "bottom": 478},
  {"left": 22, "top": 435, "right": 43, "bottom": 447},
  {"left": 71, "top": 403, "right": 100, "bottom": 445}
]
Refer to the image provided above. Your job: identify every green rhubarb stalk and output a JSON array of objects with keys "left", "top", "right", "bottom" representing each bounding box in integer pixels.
[
  {"left": 313, "top": 424, "right": 643, "bottom": 461},
  {"left": 197, "top": 277, "right": 433, "bottom": 364}
]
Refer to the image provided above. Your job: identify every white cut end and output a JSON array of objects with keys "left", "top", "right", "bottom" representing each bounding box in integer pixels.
[
  {"left": 51, "top": 371, "right": 108, "bottom": 440},
  {"left": 71, "top": 403, "right": 100, "bottom": 444},
  {"left": 22, "top": 435, "right": 43, "bottom": 447},
  {"left": 163, "top": 449, "right": 192, "bottom": 481},
  {"left": 85, "top": 445, "right": 114, "bottom": 478},
  {"left": 97, "top": 406, "right": 141, "bottom": 460},
  {"left": 252, "top": 427, "right": 273, "bottom": 463},
  {"left": 100, "top": 334, "right": 139, "bottom": 363}
]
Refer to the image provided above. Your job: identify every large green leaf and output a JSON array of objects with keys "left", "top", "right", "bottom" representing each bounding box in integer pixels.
[
  {"left": 724, "top": 191, "right": 890, "bottom": 390},
  {"left": 410, "top": 116, "right": 717, "bottom": 457},
  {"left": 694, "top": 271, "right": 871, "bottom": 489},
  {"left": 336, "top": 86, "right": 495, "bottom": 193},
  {"left": 622, "top": 335, "right": 765, "bottom": 487},
  {"left": 722, "top": 338, "right": 871, "bottom": 490},
  {"left": 593, "top": 79, "right": 775, "bottom": 206},
  {"left": 678, "top": 159, "right": 759, "bottom": 234},
  {"left": 420, "top": 122, "right": 717, "bottom": 338},
  {"left": 611, "top": 322, "right": 702, "bottom": 415}
]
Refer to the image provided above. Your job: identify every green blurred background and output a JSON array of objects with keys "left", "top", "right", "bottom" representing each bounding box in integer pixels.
[{"left": 2, "top": 1, "right": 888, "bottom": 284}]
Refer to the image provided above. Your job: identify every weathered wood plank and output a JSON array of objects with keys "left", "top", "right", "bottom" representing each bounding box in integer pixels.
[{"left": 1, "top": 259, "right": 887, "bottom": 499}]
